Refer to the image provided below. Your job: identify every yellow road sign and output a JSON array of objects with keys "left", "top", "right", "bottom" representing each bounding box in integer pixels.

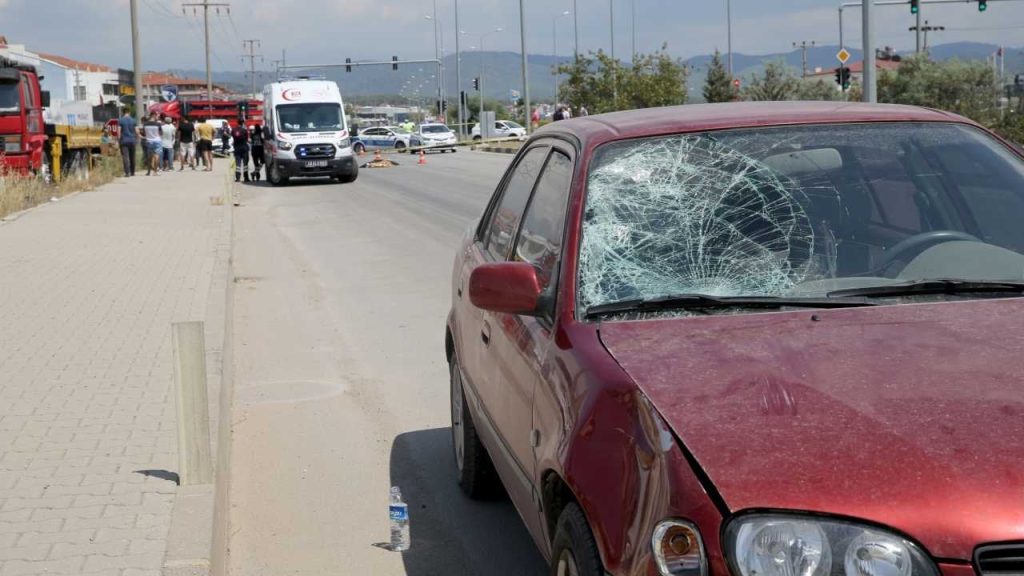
[{"left": 837, "top": 48, "right": 851, "bottom": 64}]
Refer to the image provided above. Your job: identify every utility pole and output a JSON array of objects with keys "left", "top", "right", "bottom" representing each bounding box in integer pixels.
[
  {"left": 727, "top": 0, "right": 733, "bottom": 77},
  {"left": 863, "top": 0, "right": 876, "bottom": 103},
  {"left": 242, "top": 39, "right": 262, "bottom": 97},
  {"left": 129, "top": 0, "right": 143, "bottom": 122},
  {"left": 455, "top": 0, "right": 464, "bottom": 138},
  {"left": 519, "top": 0, "right": 531, "bottom": 134},
  {"left": 915, "top": 6, "right": 922, "bottom": 53},
  {"left": 183, "top": 0, "right": 230, "bottom": 107},
  {"left": 908, "top": 20, "right": 945, "bottom": 54},
  {"left": 793, "top": 40, "right": 815, "bottom": 77},
  {"left": 609, "top": 0, "right": 617, "bottom": 108},
  {"left": 573, "top": 0, "right": 579, "bottom": 60}
]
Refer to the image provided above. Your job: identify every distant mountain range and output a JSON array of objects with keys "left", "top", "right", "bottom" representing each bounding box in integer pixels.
[{"left": 169, "top": 41, "right": 1019, "bottom": 103}]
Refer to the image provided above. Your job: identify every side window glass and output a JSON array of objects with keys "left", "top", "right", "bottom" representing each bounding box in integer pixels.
[
  {"left": 515, "top": 151, "right": 573, "bottom": 299},
  {"left": 22, "top": 75, "right": 35, "bottom": 108},
  {"left": 484, "top": 147, "right": 549, "bottom": 260}
]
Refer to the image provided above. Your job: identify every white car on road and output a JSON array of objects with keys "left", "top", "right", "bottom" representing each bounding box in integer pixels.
[
  {"left": 471, "top": 120, "right": 527, "bottom": 141},
  {"left": 410, "top": 123, "right": 458, "bottom": 153}
]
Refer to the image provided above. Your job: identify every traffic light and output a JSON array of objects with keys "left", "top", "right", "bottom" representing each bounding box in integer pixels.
[
  {"left": 392, "top": 56, "right": 398, "bottom": 71},
  {"left": 910, "top": 0, "right": 919, "bottom": 14},
  {"left": 236, "top": 100, "right": 249, "bottom": 121},
  {"left": 978, "top": 0, "right": 987, "bottom": 11},
  {"left": 841, "top": 68, "right": 851, "bottom": 90},
  {"left": 473, "top": 77, "right": 480, "bottom": 91},
  {"left": 345, "top": 58, "right": 352, "bottom": 73},
  {"left": 834, "top": 67, "right": 843, "bottom": 86}
]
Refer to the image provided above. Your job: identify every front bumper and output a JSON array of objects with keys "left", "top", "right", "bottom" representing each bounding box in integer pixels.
[{"left": 274, "top": 156, "right": 356, "bottom": 178}]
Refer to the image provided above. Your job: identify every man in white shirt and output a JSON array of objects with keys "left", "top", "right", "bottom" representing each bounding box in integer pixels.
[{"left": 160, "top": 117, "right": 177, "bottom": 172}]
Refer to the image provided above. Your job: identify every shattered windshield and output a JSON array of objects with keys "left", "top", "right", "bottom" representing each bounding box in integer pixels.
[{"left": 578, "top": 122, "right": 1024, "bottom": 315}]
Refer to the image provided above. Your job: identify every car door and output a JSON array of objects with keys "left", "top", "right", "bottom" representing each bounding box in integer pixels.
[
  {"left": 456, "top": 145, "right": 550, "bottom": 514},
  {"left": 360, "top": 128, "right": 380, "bottom": 147},
  {"left": 382, "top": 128, "right": 398, "bottom": 147},
  {"left": 484, "top": 142, "right": 574, "bottom": 544},
  {"left": 495, "top": 122, "right": 509, "bottom": 138}
]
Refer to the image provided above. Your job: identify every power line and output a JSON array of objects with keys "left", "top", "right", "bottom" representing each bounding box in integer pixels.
[
  {"left": 241, "top": 39, "right": 263, "bottom": 97},
  {"left": 182, "top": 0, "right": 231, "bottom": 103}
]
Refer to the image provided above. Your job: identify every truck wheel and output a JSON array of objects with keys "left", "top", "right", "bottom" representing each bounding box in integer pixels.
[{"left": 268, "top": 161, "right": 288, "bottom": 187}]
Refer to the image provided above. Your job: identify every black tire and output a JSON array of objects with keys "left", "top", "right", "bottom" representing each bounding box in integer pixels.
[
  {"left": 395, "top": 141, "right": 406, "bottom": 150},
  {"left": 472, "top": 135, "right": 482, "bottom": 141},
  {"left": 336, "top": 164, "right": 359, "bottom": 184},
  {"left": 353, "top": 142, "right": 365, "bottom": 155},
  {"left": 450, "top": 148, "right": 457, "bottom": 153},
  {"left": 551, "top": 503, "right": 605, "bottom": 576},
  {"left": 268, "top": 161, "right": 289, "bottom": 187},
  {"left": 450, "top": 357, "right": 499, "bottom": 499}
]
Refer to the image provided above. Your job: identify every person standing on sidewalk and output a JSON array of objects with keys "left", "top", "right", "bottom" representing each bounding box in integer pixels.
[
  {"left": 160, "top": 117, "right": 176, "bottom": 172},
  {"left": 117, "top": 110, "right": 138, "bottom": 177},
  {"left": 220, "top": 121, "right": 231, "bottom": 155},
  {"left": 231, "top": 122, "right": 250, "bottom": 183},
  {"left": 249, "top": 122, "right": 265, "bottom": 181},
  {"left": 142, "top": 112, "right": 163, "bottom": 176},
  {"left": 178, "top": 116, "right": 196, "bottom": 171},
  {"left": 196, "top": 118, "right": 214, "bottom": 171}
]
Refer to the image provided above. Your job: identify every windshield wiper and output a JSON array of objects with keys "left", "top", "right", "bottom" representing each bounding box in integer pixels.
[
  {"left": 828, "top": 279, "right": 1024, "bottom": 299},
  {"left": 586, "top": 293, "right": 876, "bottom": 318}
]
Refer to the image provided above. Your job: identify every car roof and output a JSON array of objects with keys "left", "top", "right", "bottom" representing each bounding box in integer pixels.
[{"left": 533, "top": 101, "right": 975, "bottom": 147}]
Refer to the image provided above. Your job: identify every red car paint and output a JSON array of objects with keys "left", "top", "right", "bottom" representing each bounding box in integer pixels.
[{"left": 446, "top": 102, "right": 1022, "bottom": 576}]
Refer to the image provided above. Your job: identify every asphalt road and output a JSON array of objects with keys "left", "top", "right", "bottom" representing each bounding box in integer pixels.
[{"left": 227, "top": 150, "right": 549, "bottom": 575}]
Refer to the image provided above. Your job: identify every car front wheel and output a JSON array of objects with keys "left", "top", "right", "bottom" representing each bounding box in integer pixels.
[
  {"left": 551, "top": 503, "right": 605, "bottom": 576},
  {"left": 395, "top": 141, "right": 406, "bottom": 150},
  {"left": 450, "top": 357, "right": 498, "bottom": 499}
]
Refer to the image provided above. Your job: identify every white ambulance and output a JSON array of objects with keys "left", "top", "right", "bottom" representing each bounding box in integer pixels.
[{"left": 262, "top": 79, "right": 358, "bottom": 186}]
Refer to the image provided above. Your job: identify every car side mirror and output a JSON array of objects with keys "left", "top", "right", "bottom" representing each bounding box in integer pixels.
[
  {"left": 40, "top": 91, "right": 51, "bottom": 108},
  {"left": 469, "top": 262, "right": 541, "bottom": 316}
]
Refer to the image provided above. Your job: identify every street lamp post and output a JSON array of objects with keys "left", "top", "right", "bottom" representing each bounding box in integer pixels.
[
  {"left": 520, "top": 0, "right": 531, "bottom": 134},
  {"left": 426, "top": 5, "right": 443, "bottom": 121},
  {"left": 454, "top": 0, "right": 464, "bottom": 138},
  {"left": 609, "top": 0, "right": 618, "bottom": 108},
  {"left": 553, "top": 10, "right": 570, "bottom": 104},
  {"left": 573, "top": 0, "right": 579, "bottom": 60},
  {"left": 727, "top": 0, "right": 733, "bottom": 77}
]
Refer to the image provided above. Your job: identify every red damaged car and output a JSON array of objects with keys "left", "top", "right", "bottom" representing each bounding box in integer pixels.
[{"left": 444, "top": 101, "right": 1024, "bottom": 576}]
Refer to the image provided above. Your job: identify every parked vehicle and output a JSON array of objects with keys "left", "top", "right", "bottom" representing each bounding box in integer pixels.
[
  {"left": 0, "top": 55, "right": 102, "bottom": 182},
  {"left": 262, "top": 79, "right": 357, "bottom": 186},
  {"left": 409, "top": 123, "right": 457, "bottom": 153},
  {"left": 471, "top": 120, "right": 526, "bottom": 141},
  {"left": 446, "top": 101, "right": 1024, "bottom": 576},
  {"left": 358, "top": 125, "right": 413, "bottom": 151}
]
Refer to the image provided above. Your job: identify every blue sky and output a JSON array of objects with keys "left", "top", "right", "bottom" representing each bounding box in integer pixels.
[{"left": 3, "top": 0, "right": 1024, "bottom": 72}]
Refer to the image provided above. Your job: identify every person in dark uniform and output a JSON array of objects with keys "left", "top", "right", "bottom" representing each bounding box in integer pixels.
[
  {"left": 249, "top": 122, "right": 265, "bottom": 182},
  {"left": 231, "top": 123, "right": 250, "bottom": 182}
]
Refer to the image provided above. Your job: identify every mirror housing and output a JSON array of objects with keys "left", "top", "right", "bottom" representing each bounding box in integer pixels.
[
  {"left": 40, "top": 90, "right": 51, "bottom": 108},
  {"left": 469, "top": 262, "right": 541, "bottom": 315}
]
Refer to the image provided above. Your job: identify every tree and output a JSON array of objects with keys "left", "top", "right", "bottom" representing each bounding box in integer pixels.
[
  {"left": 556, "top": 44, "right": 688, "bottom": 114},
  {"left": 795, "top": 78, "right": 843, "bottom": 101},
  {"left": 878, "top": 54, "right": 998, "bottom": 124},
  {"left": 741, "top": 61, "right": 799, "bottom": 101},
  {"left": 703, "top": 50, "right": 734, "bottom": 103}
]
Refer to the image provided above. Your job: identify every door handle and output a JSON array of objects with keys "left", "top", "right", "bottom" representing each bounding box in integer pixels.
[{"left": 481, "top": 322, "right": 491, "bottom": 346}]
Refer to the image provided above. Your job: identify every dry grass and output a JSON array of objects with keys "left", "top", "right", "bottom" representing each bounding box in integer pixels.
[{"left": 0, "top": 153, "right": 120, "bottom": 220}]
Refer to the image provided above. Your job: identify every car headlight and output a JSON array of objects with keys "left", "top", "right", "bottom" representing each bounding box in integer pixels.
[
  {"left": 277, "top": 140, "right": 293, "bottom": 151},
  {"left": 726, "top": 515, "right": 937, "bottom": 576},
  {"left": 337, "top": 138, "right": 350, "bottom": 149},
  {"left": 653, "top": 520, "right": 706, "bottom": 576}
]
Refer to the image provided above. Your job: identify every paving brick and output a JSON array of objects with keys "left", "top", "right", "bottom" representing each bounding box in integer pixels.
[{"left": 0, "top": 173, "right": 225, "bottom": 575}]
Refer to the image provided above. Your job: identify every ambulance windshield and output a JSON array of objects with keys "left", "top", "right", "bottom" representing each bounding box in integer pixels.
[{"left": 276, "top": 103, "right": 344, "bottom": 133}]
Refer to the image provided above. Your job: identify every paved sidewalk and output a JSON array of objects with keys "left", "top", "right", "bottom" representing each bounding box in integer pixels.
[{"left": 0, "top": 168, "right": 229, "bottom": 576}]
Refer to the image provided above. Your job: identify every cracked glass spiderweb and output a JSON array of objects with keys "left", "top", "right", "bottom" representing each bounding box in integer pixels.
[{"left": 579, "top": 133, "right": 821, "bottom": 310}]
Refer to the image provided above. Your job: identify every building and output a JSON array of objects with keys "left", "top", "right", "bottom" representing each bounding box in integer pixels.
[
  {"left": 36, "top": 52, "right": 119, "bottom": 108},
  {"left": 141, "top": 72, "right": 229, "bottom": 105},
  {"left": 808, "top": 59, "right": 903, "bottom": 86}
]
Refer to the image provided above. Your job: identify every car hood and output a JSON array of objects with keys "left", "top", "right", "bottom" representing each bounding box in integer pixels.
[{"left": 598, "top": 299, "right": 1024, "bottom": 560}]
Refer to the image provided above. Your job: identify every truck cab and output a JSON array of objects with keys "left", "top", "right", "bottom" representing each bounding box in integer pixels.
[
  {"left": 261, "top": 79, "right": 358, "bottom": 186},
  {"left": 0, "top": 56, "right": 49, "bottom": 173}
]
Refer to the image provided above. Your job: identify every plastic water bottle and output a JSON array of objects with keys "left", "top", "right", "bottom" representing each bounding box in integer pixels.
[{"left": 389, "top": 486, "right": 410, "bottom": 551}]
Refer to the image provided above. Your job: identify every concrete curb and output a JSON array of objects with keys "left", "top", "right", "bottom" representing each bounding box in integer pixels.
[{"left": 161, "top": 172, "right": 236, "bottom": 576}]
